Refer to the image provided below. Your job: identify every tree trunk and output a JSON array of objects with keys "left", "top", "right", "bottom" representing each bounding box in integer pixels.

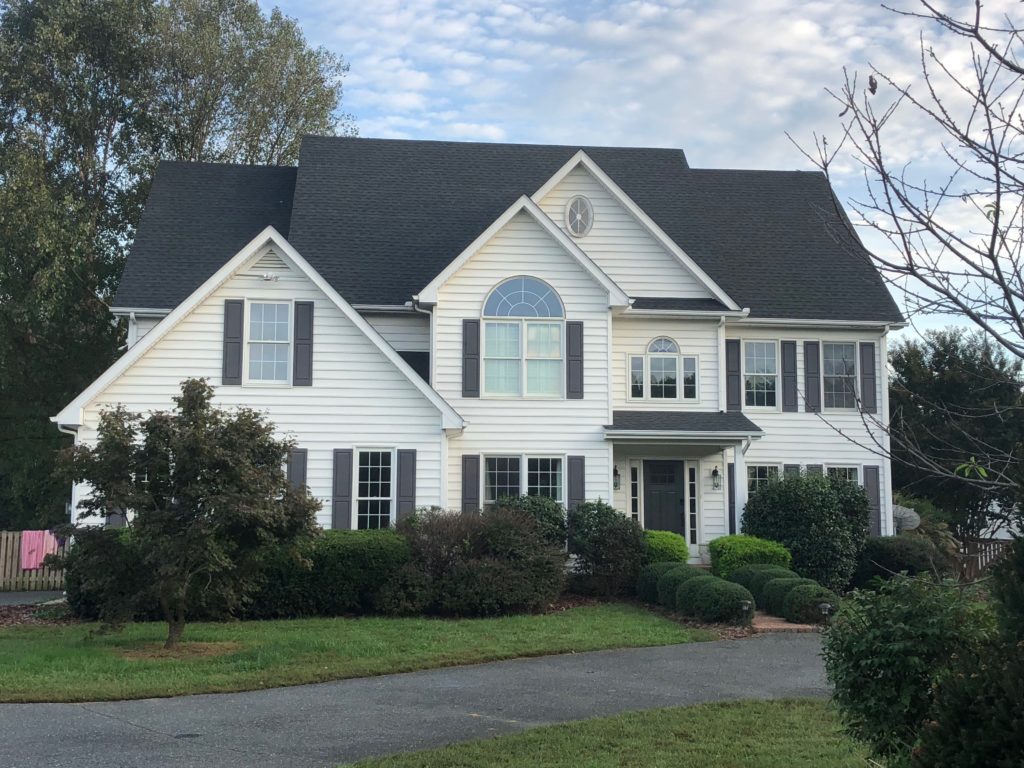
[
  {"left": 164, "top": 617, "right": 185, "bottom": 650},
  {"left": 162, "top": 594, "right": 187, "bottom": 650}
]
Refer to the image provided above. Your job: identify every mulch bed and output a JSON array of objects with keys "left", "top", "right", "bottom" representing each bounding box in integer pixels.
[{"left": 0, "top": 604, "right": 77, "bottom": 629}]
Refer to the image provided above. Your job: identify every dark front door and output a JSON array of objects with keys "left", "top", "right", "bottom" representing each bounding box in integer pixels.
[{"left": 643, "top": 460, "right": 686, "bottom": 535}]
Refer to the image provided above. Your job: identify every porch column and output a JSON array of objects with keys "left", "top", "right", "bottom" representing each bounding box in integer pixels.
[{"left": 733, "top": 441, "right": 748, "bottom": 534}]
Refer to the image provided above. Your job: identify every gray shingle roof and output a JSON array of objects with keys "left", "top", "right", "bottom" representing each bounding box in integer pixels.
[
  {"left": 607, "top": 410, "right": 763, "bottom": 434},
  {"left": 113, "top": 137, "right": 903, "bottom": 323},
  {"left": 629, "top": 298, "right": 730, "bottom": 312}
]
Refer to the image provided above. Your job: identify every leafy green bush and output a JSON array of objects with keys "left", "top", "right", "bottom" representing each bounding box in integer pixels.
[
  {"left": 643, "top": 530, "right": 689, "bottom": 563},
  {"left": 708, "top": 534, "right": 791, "bottom": 578},
  {"left": 688, "top": 578, "right": 756, "bottom": 624},
  {"left": 675, "top": 574, "right": 718, "bottom": 614},
  {"left": 911, "top": 639, "right": 1024, "bottom": 768},
  {"left": 742, "top": 473, "right": 869, "bottom": 591},
  {"left": 567, "top": 500, "right": 646, "bottom": 595},
  {"left": 497, "top": 495, "right": 566, "bottom": 548},
  {"left": 822, "top": 576, "right": 996, "bottom": 765},
  {"left": 782, "top": 583, "right": 840, "bottom": 624},
  {"left": 636, "top": 562, "right": 684, "bottom": 604},
  {"left": 991, "top": 538, "right": 1024, "bottom": 640},
  {"left": 850, "top": 535, "right": 957, "bottom": 588},
  {"left": 377, "top": 507, "right": 566, "bottom": 617},
  {"left": 745, "top": 566, "right": 800, "bottom": 609},
  {"left": 247, "top": 529, "right": 411, "bottom": 618},
  {"left": 762, "top": 577, "right": 819, "bottom": 616},
  {"left": 61, "top": 527, "right": 149, "bottom": 622},
  {"left": 655, "top": 565, "right": 706, "bottom": 608}
]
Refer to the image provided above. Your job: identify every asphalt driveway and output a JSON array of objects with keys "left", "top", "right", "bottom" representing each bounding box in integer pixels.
[{"left": 0, "top": 633, "right": 826, "bottom": 768}]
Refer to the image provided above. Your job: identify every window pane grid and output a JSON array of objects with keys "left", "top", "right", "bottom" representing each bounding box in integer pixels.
[
  {"left": 823, "top": 342, "right": 857, "bottom": 409},
  {"left": 747, "top": 465, "right": 779, "bottom": 494},
  {"left": 484, "top": 277, "right": 564, "bottom": 318},
  {"left": 248, "top": 302, "right": 290, "bottom": 382},
  {"left": 827, "top": 466, "right": 859, "bottom": 483},
  {"left": 357, "top": 451, "right": 392, "bottom": 530},
  {"left": 687, "top": 466, "right": 698, "bottom": 545},
  {"left": 682, "top": 357, "right": 697, "bottom": 400},
  {"left": 527, "top": 457, "right": 562, "bottom": 501},
  {"left": 630, "top": 466, "right": 640, "bottom": 521},
  {"left": 649, "top": 356, "right": 678, "bottom": 399},
  {"left": 484, "top": 320, "right": 562, "bottom": 397},
  {"left": 485, "top": 456, "right": 521, "bottom": 503},
  {"left": 630, "top": 356, "right": 645, "bottom": 398},
  {"left": 744, "top": 341, "right": 777, "bottom": 407}
]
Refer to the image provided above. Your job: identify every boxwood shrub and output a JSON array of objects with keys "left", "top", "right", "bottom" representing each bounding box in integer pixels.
[
  {"left": 497, "top": 495, "right": 566, "bottom": 548},
  {"left": 568, "top": 501, "right": 647, "bottom": 595},
  {"left": 746, "top": 566, "right": 801, "bottom": 609},
  {"left": 763, "top": 577, "right": 820, "bottom": 616},
  {"left": 675, "top": 574, "right": 719, "bottom": 614},
  {"left": 783, "top": 583, "right": 841, "bottom": 624},
  {"left": 689, "top": 578, "right": 756, "bottom": 625},
  {"left": 656, "top": 565, "right": 708, "bottom": 609},
  {"left": 727, "top": 563, "right": 788, "bottom": 593},
  {"left": 708, "top": 534, "right": 792, "bottom": 578},
  {"left": 851, "top": 535, "right": 957, "bottom": 588},
  {"left": 636, "top": 562, "right": 684, "bottom": 604},
  {"left": 643, "top": 530, "right": 689, "bottom": 563}
]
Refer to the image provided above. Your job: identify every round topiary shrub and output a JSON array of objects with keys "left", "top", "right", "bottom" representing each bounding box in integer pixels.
[
  {"left": 708, "top": 534, "right": 792, "bottom": 578},
  {"left": 636, "top": 562, "right": 683, "bottom": 604},
  {"left": 747, "top": 566, "right": 800, "bottom": 609},
  {"left": 727, "top": 563, "right": 788, "bottom": 592},
  {"left": 783, "top": 583, "right": 840, "bottom": 624},
  {"left": 643, "top": 530, "right": 689, "bottom": 563},
  {"left": 675, "top": 574, "right": 719, "bottom": 615},
  {"left": 656, "top": 565, "right": 707, "bottom": 608},
  {"left": 763, "top": 577, "right": 820, "bottom": 617},
  {"left": 689, "top": 578, "right": 756, "bottom": 624}
]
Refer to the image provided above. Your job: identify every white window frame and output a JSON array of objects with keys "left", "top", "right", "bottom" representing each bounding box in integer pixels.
[
  {"left": 742, "top": 339, "right": 780, "bottom": 410},
  {"left": 352, "top": 447, "right": 397, "bottom": 530},
  {"left": 826, "top": 465, "right": 861, "bottom": 484},
  {"left": 482, "top": 453, "right": 567, "bottom": 506},
  {"left": 482, "top": 318, "right": 565, "bottom": 399},
  {"left": 821, "top": 341, "right": 860, "bottom": 411},
  {"left": 242, "top": 298, "right": 293, "bottom": 386},
  {"left": 747, "top": 463, "right": 781, "bottom": 494},
  {"left": 626, "top": 340, "right": 700, "bottom": 403}
]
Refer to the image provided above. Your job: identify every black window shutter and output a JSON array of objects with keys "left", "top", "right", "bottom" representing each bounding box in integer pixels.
[
  {"left": 781, "top": 341, "right": 798, "bottom": 412},
  {"left": 567, "top": 455, "right": 585, "bottom": 510},
  {"left": 293, "top": 301, "right": 314, "bottom": 386},
  {"left": 461, "top": 454, "right": 480, "bottom": 512},
  {"left": 332, "top": 449, "right": 354, "bottom": 530},
  {"left": 396, "top": 449, "right": 417, "bottom": 522},
  {"left": 725, "top": 339, "right": 741, "bottom": 411},
  {"left": 287, "top": 448, "right": 308, "bottom": 489},
  {"left": 462, "top": 319, "right": 480, "bottom": 398},
  {"left": 804, "top": 341, "right": 821, "bottom": 413},
  {"left": 727, "top": 462, "right": 736, "bottom": 534},
  {"left": 806, "top": 464, "right": 823, "bottom": 476},
  {"left": 864, "top": 465, "right": 882, "bottom": 535},
  {"left": 222, "top": 299, "right": 244, "bottom": 385},
  {"left": 783, "top": 463, "right": 800, "bottom": 477},
  {"left": 859, "top": 342, "right": 877, "bottom": 414},
  {"left": 566, "top": 321, "right": 584, "bottom": 399}
]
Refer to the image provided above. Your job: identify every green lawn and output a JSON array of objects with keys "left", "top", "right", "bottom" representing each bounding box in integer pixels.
[
  {"left": 346, "top": 699, "right": 866, "bottom": 768},
  {"left": 0, "top": 603, "right": 714, "bottom": 702}
]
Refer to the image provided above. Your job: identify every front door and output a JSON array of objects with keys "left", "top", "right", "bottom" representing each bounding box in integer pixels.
[{"left": 643, "top": 460, "right": 686, "bottom": 536}]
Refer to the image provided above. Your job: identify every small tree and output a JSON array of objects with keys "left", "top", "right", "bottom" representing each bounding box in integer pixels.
[{"left": 61, "top": 378, "right": 320, "bottom": 647}]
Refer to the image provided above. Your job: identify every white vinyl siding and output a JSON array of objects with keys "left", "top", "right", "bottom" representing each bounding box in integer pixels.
[
  {"left": 537, "top": 165, "right": 716, "bottom": 299},
  {"left": 76, "top": 245, "right": 445, "bottom": 529},
  {"left": 361, "top": 312, "right": 430, "bottom": 352}
]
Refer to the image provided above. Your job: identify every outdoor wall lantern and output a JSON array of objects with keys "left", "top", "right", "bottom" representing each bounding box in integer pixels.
[
  {"left": 613, "top": 466, "right": 621, "bottom": 490},
  {"left": 711, "top": 465, "right": 722, "bottom": 490}
]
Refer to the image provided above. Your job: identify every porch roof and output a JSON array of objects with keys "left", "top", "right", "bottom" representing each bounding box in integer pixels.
[{"left": 605, "top": 410, "right": 763, "bottom": 442}]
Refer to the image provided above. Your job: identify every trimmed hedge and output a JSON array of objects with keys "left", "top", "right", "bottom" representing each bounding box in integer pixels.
[
  {"left": 497, "top": 495, "right": 567, "bottom": 548},
  {"left": 689, "top": 578, "right": 756, "bottom": 625},
  {"left": 675, "top": 574, "right": 718, "bottom": 614},
  {"left": 763, "top": 577, "right": 820, "bottom": 616},
  {"left": 709, "top": 534, "right": 792, "bottom": 578},
  {"left": 851, "top": 535, "right": 957, "bottom": 588},
  {"left": 783, "top": 583, "right": 840, "bottom": 624},
  {"left": 636, "top": 562, "right": 684, "bottom": 604},
  {"left": 727, "top": 563, "right": 787, "bottom": 593},
  {"left": 644, "top": 530, "right": 689, "bottom": 563},
  {"left": 656, "top": 565, "right": 708, "bottom": 608},
  {"left": 745, "top": 566, "right": 801, "bottom": 609},
  {"left": 248, "top": 529, "right": 411, "bottom": 618}
]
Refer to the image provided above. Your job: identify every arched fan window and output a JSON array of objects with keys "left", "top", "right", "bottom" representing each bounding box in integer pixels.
[
  {"left": 482, "top": 277, "right": 564, "bottom": 397},
  {"left": 628, "top": 337, "right": 699, "bottom": 401}
]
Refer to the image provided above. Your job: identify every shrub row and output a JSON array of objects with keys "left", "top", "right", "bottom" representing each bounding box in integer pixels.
[
  {"left": 725, "top": 563, "right": 839, "bottom": 623},
  {"left": 634, "top": 563, "right": 755, "bottom": 625}
]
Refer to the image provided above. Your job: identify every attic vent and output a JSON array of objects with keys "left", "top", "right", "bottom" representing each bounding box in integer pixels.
[
  {"left": 565, "top": 196, "right": 593, "bottom": 237},
  {"left": 250, "top": 249, "right": 288, "bottom": 274}
]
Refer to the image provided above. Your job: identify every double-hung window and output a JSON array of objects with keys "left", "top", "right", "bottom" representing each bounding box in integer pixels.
[
  {"left": 357, "top": 450, "right": 393, "bottom": 529},
  {"left": 484, "top": 455, "right": 564, "bottom": 505},
  {"left": 247, "top": 302, "right": 291, "bottom": 383},
  {"left": 827, "top": 466, "right": 859, "bottom": 484},
  {"left": 629, "top": 338, "right": 698, "bottom": 401},
  {"left": 747, "top": 465, "right": 779, "bottom": 494},
  {"left": 744, "top": 341, "right": 777, "bottom": 408},
  {"left": 482, "top": 277, "right": 564, "bottom": 397},
  {"left": 823, "top": 342, "right": 858, "bottom": 409}
]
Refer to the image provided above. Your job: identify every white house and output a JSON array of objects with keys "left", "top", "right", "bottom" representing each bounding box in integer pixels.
[{"left": 54, "top": 137, "right": 904, "bottom": 562}]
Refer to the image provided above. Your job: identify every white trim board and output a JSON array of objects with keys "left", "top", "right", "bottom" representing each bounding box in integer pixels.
[{"left": 54, "top": 226, "right": 465, "bottom": 431}]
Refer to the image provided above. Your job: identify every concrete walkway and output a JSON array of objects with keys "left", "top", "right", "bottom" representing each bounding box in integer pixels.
[{"left": 0, "top": 633, "right": 826, "bottom": 768}]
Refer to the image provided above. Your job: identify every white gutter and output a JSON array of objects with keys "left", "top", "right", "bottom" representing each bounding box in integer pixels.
[
  {"left": 623, "top": 308, "right": 750, "bottom": 320},
  {"left": 110, "top": 307, "right": 170, "bottom": 317},
  {"left": 734, "top": 316, "right": 908, "bottom": 330},
  {"left": 604, "top": 430, "right": 764, "bottom": 441}
]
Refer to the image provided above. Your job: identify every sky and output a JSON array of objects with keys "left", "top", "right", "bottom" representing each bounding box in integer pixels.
[{"left": 265, "top": 0, "right": 1021, "bottom": 337}]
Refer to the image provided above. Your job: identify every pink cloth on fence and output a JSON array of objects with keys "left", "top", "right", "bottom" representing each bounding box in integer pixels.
[{"left": 19, "top": 530, "right": 58, "bottom": 570}]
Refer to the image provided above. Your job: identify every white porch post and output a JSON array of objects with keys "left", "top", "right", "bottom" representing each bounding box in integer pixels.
[{"left": 733, "top": 440, "right": 748, "bottom": 534}]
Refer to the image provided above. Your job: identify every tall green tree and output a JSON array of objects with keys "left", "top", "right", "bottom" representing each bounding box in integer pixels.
[
  {"left": 890, "top": 328, "right": 1024, "bottom": 538},
  {"left": 0, "top": 0, "right": 353, "bottom": 529}
]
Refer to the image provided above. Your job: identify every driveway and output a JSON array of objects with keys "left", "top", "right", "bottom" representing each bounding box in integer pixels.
[
  {"left": 0, "top": 591, "right": 63, "bottom": 606},
  {"left": 0, "top": 633, "right": 826, "bottom": 768}
]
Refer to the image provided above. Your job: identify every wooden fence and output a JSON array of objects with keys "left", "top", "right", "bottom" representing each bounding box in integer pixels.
[
  {"left": 959, "top": 537, "right": 1013, "bottom": 581},
  {"left": 0, "top": 531, "right": 67, "bottom": 591}
]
